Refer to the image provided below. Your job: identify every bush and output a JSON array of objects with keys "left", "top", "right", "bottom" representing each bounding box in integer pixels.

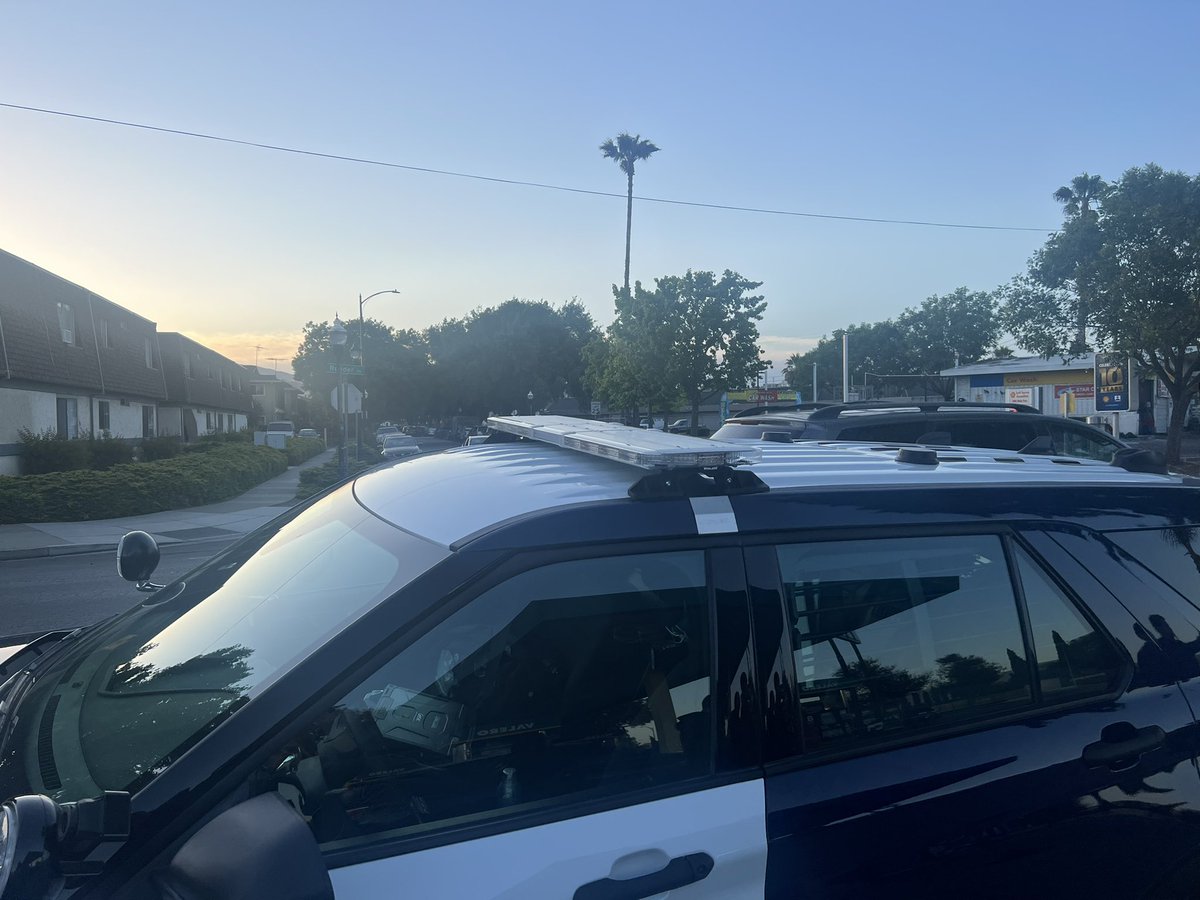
[
  {"left": 18, "top": 429, "right": 92, "bottom": 474},
  {"left": 139, "top": 435, "right": 181, "bottom": 462},
  {"left": 86, "top": 434, "right": 136, "bottom": 469},
  {"left": 197, "top": 429, "right": 255, "bottom": 445},
  {"left": 285, "top": 436, "right": 325, "bottom": 466},
  {"left": 0, "top": 444, "right": 288, "bottom": 524},
  {"left": 295, "top": 456, "right": 375, "bottom": 500}
]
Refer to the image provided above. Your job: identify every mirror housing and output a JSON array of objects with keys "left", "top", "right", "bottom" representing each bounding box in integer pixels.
[
  {"left": 116, "top": 531, "right": 162, "bottom": 590},
  {"left": 156, "top": 794, "right": 333, "bottom": 900}
]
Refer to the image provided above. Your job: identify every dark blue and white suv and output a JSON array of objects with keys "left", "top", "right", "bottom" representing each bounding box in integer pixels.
[{"left": 3, "top": 417, "right": 1200, "bottom": 899}]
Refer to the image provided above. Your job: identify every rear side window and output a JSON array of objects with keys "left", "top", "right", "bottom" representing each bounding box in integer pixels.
[
  {"left": 1045, "top": 422, "right": 1121, "bottom": 461},
  {"left": 249, "top": 551, "right": 713, "bottom": 851},
  {"left": 834, "top": 422, "right": 924, "bottom": 443},
  {"left": 942, "top": 419, "right": 1038, "bottom": 452},
  {"left": 776, "top": 534, "right": 1123, "bottom": 759},
  {"left": 1107, "top": 528, "right": 1200, "bottom": 611}
]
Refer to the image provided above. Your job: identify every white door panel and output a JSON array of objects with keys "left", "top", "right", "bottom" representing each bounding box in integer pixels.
[{"left": 329, "top": 779, "right": 766, "bottom": 899}]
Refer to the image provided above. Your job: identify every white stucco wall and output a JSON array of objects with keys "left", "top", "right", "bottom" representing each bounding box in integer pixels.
[{"left": 0, "top": 386, "right": 59, "bottom": 443}]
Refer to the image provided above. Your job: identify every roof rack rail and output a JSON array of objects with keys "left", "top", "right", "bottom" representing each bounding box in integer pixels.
[
  {"left": 486, "top": 415, "right": 761, "bottom": 470},
  {"left": 807, "top": 401, "right": 1041, "bottom": 420}
]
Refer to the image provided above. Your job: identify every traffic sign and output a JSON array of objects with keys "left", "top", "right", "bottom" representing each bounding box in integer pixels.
[
  {"left": 331, "top": 384, "right": 362, "bottom": 413},
  {"left": 328, "top": 363, "right": 365, "bottom": 375}
]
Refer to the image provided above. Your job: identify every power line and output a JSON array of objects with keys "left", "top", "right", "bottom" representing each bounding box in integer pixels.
[{"left": 0, "top": 100, "right": 1056, "bottom": 233}]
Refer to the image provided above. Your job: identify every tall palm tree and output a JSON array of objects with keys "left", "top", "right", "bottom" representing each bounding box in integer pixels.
[
  {"left": 600, "top": 133, "right": 660, "bottom": 297},
  {"left": 1053, "top": 173, "right": 1111, "bottom": 353}
]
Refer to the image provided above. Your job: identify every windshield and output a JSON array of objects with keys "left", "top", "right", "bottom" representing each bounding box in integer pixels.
[{"left": 0, "top": 483, "right": 448, "bottom": 804}]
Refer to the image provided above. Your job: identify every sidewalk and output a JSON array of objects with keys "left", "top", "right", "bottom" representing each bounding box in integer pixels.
[{"left": 0, "top": 448, "right": 337, "bottom": 561}]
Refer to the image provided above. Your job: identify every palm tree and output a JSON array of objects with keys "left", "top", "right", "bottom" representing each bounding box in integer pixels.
[
  {"left": 1053, "top": 173, "right": 1110, "bottom": 353},
  {"left": 600, "top": 133, "right": 660, "bottom": 297}
]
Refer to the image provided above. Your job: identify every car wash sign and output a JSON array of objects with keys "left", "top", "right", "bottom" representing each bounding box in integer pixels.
[{"left": 1094, "top": 354, "right": 1130, "bottom": 411}]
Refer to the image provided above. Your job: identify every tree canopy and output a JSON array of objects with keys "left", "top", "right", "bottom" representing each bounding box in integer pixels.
[
  {"left": 783, "top": 288, "right": 1002, "bottom": 399},
  {"left": 1001, "top": 163, "right": 1200, "bottom": 462}
]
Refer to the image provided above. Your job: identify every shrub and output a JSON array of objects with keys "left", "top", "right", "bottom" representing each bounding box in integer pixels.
[
  {"left": 18, "top": 429, "right": 91, "bottom": 474},
  {"left": 140, "top": 435, "right": 182, "bottom": 461},
  {"left": 295, "top": 456, "right": 375, "bottom": 500},
  {"left": 285, "top": 436, "right": 326, "bottom": 466},
  {"left": 0, "top": 444, "right": 288, "bottom": 524},
  {"left": 198, "top": 429, "right": 255, "bottom": 445},
  {"left": 87, "top": 434, "right": 136, "bottom": 469}
]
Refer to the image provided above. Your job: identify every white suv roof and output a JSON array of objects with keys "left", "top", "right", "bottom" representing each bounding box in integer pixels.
[{"left": 352, "top": 416, "right": 1176, "bottom": 548}]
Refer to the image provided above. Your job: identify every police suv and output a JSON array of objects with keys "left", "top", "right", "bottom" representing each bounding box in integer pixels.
[{"left": 3, "top": 417, "right": 1200, "bottom": 899}]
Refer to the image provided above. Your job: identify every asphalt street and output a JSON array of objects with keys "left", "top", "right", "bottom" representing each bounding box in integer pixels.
[{"left": 0, "top": 537, "right": 237, "bottom": 642}]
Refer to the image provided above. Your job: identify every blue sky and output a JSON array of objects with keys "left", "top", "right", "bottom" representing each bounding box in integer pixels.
[{"left": 2, "top": 1, "right": 1197, "bottom": 372}]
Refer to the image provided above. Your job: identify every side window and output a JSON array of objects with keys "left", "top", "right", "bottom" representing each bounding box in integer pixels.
[
  {"left": 777, "top": 534, "right": 1122, "bottom": 760},
  {"left": 945, "top": 420, "right": 1038, "bottom": 452},
  {"left": 835, "top": 422, "right": 923, "bottom": 443},
  {"left": 1046, "top": 422, "right": 1119, "bottom": 461},
  {"left": 1108, "top": 527, "right": 1200, "bottom": 613},
  {"left": 254, "top": 551, "right": 712, "bottom": 849},
  {"left": 1013, "top": 545, "right": 1124, "bottom": 701}
]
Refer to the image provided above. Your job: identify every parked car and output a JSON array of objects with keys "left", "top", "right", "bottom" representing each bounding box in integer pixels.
[
  {"left": 3, "top": 416, "right": 1197, "bottom": 898},
  {"left": 379, "top": 433, "right": 421, "bottom": 459},
  {"left": 297, "top": 428, "right": 320, "bottom": 440},
  {"left": 667, "top": 418, "right": 712, "bottom": 437},
  {"left": 712, "top": 401, "right": 1129, "bottom": 462},
  {"left": 374, "top": 425, "right": 400, "bottom": 446},
  {"left": 265, "top": 420, "right": 295, "bottom": 438}
]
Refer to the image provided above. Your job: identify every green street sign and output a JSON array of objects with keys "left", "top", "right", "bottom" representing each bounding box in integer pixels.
[{"left": 328, "top": 364, "right": 365, "bottom": 375}]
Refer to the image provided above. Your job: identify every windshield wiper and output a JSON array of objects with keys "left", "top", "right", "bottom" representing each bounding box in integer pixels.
[{"left": 0, "top": 625, "right": 91, "bottom": 681}]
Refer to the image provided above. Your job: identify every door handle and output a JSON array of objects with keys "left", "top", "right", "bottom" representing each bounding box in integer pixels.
[
  {"left": 574, "top": 852, "right": 715, "bottom": 900},
  {"left": 1082, "top": 722, "right": 1166, "bottom": 770}
]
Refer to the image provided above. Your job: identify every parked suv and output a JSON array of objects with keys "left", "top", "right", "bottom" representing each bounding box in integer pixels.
[
  {"left": 713, "top": 401, "right": 1128, "bottom": 462},
  {"left": 3, "top": 418, "right": 1200, "bottom": 898}
]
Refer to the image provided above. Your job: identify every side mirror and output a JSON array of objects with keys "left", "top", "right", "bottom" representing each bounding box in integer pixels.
[
  {"left": 116, "top": 531, "right": 162, "bottom": 591},
  {"left": 156, "top": 794, "right": 333, "bottom": 900}
]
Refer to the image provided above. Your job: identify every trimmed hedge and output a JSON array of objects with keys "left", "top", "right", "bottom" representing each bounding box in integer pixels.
[
  {"left": 0, "top": 444, "right": 288, "bottom": 524},
  {"left": 286, "top": 436, "right": 326, "bottom": 466},
  {"left": 295, "top": 456, "right": 375, "bottom": 500}
]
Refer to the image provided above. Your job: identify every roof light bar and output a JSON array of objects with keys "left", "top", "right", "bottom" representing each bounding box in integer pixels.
[{"left": 487, "top": 415, "right": 761, "bottom": 469}]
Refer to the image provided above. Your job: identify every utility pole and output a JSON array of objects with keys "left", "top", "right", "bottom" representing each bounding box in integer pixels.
[{"left": 255, "top": 345, "right": 264, "bottom": 368}]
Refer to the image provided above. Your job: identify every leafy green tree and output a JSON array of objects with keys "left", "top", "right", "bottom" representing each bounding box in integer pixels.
[
  {"left": 782, "top": 288, "right": 999, "bottom": 400},
  {"left": 600, "top": 133, "right": 660, "bottom": 297},
  {"left": 1001, "top": 164, "right": 1200, "bottom": 463},
  {"left": 661, "top": 270, "right": 767, "bottom": 431}
]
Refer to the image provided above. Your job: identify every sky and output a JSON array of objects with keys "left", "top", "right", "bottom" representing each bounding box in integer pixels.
[{"left": 2, "top": 1, "right": 1198, "bottom": 375}]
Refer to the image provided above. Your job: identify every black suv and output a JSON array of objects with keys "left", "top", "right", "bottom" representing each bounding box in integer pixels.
[
  {"left": 713, "top": 401, "right": 1128, "bottom": 461},
  {"left": 1, "top": 418, "right": 1198, "bottom": 899}
]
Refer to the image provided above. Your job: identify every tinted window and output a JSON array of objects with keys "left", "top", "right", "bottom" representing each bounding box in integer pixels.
[
  {"left": 252, "top": 551, "right": 712, "bottom": 849},
  {"left": 1014, "top": 545, "right": 1124, "bottom": 701},
  {"left": 943, "top": 419, "right": 1038, "bottom": 451},
  {"left": 833, "top": 421, "right": 924, "bottom": 443},
  {"left": 1108, "top": 527, "right": 1200, "bottom": 612},
  {"left": 1045, "top": 421, "right": 1121, "bottom": 461},
  {"left": 777, "top": 534, "right": 1122, "bottom": 760},
  {"left": 712, "top": 420, "right": 805, "bottom": 440}
]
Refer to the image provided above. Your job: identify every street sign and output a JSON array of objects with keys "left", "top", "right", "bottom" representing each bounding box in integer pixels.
[
  {"left": 328, "top": 363, "right": 365, "bottom": 375},
  {"left": 590, "top": 401, "right": 602, "bottom": 416},
  {"left": 331, "top": 384, "right": 363, "bottom": 413},
  {"left": 1094, "top": 353, "right": 1130, "bottom": 411}
]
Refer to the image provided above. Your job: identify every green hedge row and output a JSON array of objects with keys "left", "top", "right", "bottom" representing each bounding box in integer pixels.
[
  {"left": 295, "top": 456, "right": 375, "bottom": 500},
  {"left": 0, "top": 444, "right": 288, "bottom": 524},
  {"left": 286, "top": 436, "right": 326, "bottom": 466}
]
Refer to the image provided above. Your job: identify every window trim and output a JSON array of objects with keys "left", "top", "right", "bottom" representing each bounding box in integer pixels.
[{"left": 750, "top": 524, "right": 1132, "bottom": 773}]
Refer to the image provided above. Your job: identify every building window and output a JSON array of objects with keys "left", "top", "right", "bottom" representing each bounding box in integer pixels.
[
  {"left": 205, "top": 411, "right": 213, "bottom": 432},
  {"left": 142, "top": 405, "right": 156, "bottom": 438},
  {"left": 98, "top": 400, "right": 111, "bottom": 432},
  {"left": 252, "top": 384, "right": 265, "bottom": 396},
  {"left": 145, "top": 337, "right": 157, "bottom": 369},
  {"left": 183, "top": 355, "right": 192, "bottom": 378},
  {"left": 56, "top": 398, "right": 79, "bottom": 438},
  {"left": 57, "top": 303, "right": 76, "bottom": 345},
  {"left": 99, "top": 319, "right": 112, "bottom": 349}
]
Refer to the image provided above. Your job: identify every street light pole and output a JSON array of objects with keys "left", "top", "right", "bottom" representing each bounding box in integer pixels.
[
  {"left": 330, "top": 317, "right": 348, "bottom": 478},
  {"left": 357, "top": 289, "right": 400, "bottom": 461}
]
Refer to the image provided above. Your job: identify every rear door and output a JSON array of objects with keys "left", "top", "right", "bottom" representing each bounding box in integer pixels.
[{"left": 748, "top": 526, "right": 1200, "bottom": 899}]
